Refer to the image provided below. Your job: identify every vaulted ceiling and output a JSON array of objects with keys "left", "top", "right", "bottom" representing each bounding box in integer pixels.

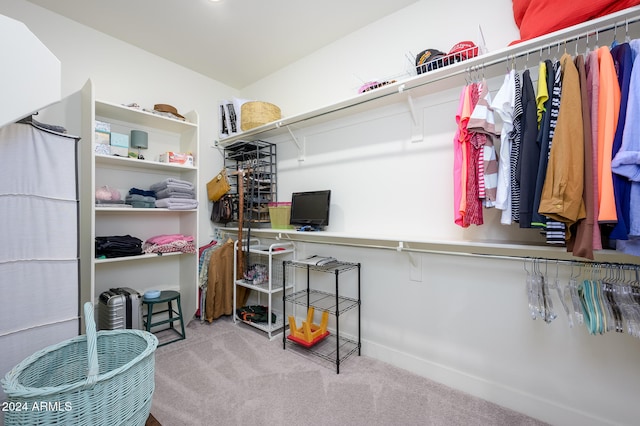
[{"left": 25, "top": 0, "right": 419, "bottom": 89}]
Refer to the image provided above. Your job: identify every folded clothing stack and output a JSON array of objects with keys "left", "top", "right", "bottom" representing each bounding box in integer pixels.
[
  {"left": 95, "top": 235, "right": 143, "bottom": 258},
  {"left": 95, "top": 199, "right": 129, "bottom": 208},
  {"left": 143, "top": 233, "right": 196, "bottom": 254},
  {"left": 129, "top": 187, "right": 156, "bottom": 197},
  {"left": 125, "top": 193, "right": 156, "bottom": 208},
  {"left": 151, "top": 178, "right": 198, "bottom": 210}
]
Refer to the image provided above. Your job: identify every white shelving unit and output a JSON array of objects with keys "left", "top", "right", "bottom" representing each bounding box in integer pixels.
[
  {"left": 79, "top": 90, "right": 199, "bottom": 325},
  {"left": 233, "top": 240, "right": 295, "bottom": 339}
]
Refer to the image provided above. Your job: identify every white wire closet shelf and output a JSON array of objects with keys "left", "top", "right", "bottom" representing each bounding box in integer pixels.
[
  {"left": 215, "top": 5, "right": 640, "bottom": 148},
  {"left": 355, "top": 41, "right": 486, "bottom": 96}
]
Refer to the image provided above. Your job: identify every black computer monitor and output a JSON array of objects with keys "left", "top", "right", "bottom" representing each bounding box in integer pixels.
[{"left": 289, "top": 190, "right": 331, "bottom": 230}]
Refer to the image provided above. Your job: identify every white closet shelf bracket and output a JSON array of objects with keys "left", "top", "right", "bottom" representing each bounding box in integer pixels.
[
  {"left": 401, "top": 87, "right": 423, "bottom": 143},
  {"left": 398, "top": 85, "right": 416, "bottom": 123},
  {"left": 283, "top": 124, "right": 305, "bottom": 161},
  {"left": 213, "top": 143, "right": 225, "bottom": 157}
]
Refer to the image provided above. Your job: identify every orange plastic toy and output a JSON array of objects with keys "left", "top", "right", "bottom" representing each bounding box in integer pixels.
[{"left": 287, "top": 307, "right": 330, "bottom": 347}]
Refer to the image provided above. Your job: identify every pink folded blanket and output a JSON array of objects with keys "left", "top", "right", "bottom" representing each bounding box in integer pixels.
[{"left": 146, "top": 234, "right": 194, "bottom": 245}]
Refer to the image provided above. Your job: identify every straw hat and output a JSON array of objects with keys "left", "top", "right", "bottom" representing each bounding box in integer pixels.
[{"left": 153, "top": 104, "right": 185, "bottom": 120}]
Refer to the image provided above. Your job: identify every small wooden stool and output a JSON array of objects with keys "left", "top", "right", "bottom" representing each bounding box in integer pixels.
[
  {"left": 143, "top": 290, "right": 186, "bottom": 347},
  {"left": 287, "top": 307, "right": 329, "bottom": 347}
]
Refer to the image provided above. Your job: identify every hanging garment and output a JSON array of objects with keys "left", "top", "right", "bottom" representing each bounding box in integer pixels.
[
  {"left": 536, "top": 61, "right": 549, "bottom": 126},
  {"left": 539, "top": 53, "right": 586, "bottom": 238},
  {"left": 468, "top": 78, "right": 499, "bottom": 208},
  {"left": 199, "top": 242, "right": 219, "bottom": 290},
  {"left": 482, "top": 134, "right": 499, "bottom": 208},
  {"left": 568, "top": 54, "right": 596, "bottom": 260},
  {"left": 607, "top": 43, "right": 633, "bottom": 241},
  {"left": 453, "top": 86, "right": 465, "bottom": 225},
  {"left": 517, "top": 69, "right": 540, "bottom": 228},
  {"left": 585, "top": 50, "right": 603, "bottom": 250},
  {"left": 197, "top": 240, "right": 218, "bottom": 319},
  {"left": 453, "top": 85, "right": 472, "bottom": 227},
  {"left": 205, "top": 238, "right": 234, "bottom": 322},
  {"left": 530, "top": 60, "right": 567, "bottom": 244},
  {"left": 543, "top": 61, "right": 567, "bottom": 245},
  {"left": 510, "top": 72, "right": 523, "bottom": 223},
  {"left": 199, "top": 240, "right": 217, "bottom": 259},
  {"left": 531, "top": 60, "right": 556, "bottom": 229},
  {"left": 469, "top": 81, "right": 487, "bottom": 202},
  {"left": 205, "top": 239, "right": 250, "bottom": 322},
  {"left": 596, "top": 46, "right": 621, "bottom": 223},
  {"left": 612, "top": 40, "right": 640, "bottom": 240},
  {"left": 491, "top": 70, "right": 516, "bottom": 225},
  {"left": 459, "top": 84, "right": 473, "bottom": 225},
  {"left": 463, "top": 82, "right": 484, "bottom": 227}
]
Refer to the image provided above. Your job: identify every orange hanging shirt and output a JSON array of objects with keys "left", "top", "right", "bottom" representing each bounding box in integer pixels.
[{"left": 596, "top": 46, "right": 620, "bottom": 223}]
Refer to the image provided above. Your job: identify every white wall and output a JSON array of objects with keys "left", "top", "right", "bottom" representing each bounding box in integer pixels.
[{"left": 3, "top": 0, "right": 640, "bottom": 425}]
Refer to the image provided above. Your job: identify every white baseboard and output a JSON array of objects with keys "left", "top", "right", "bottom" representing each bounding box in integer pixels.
[{"left": 361, "top": 339, "right": 618, "bottom": 426}]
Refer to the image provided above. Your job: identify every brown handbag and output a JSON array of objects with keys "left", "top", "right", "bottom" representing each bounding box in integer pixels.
[{"left": 207, "top": 168, "right": 231, "bottom": 201}]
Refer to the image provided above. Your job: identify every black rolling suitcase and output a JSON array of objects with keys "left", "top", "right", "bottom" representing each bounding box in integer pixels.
[{"left": 98, "top": 287, "right": 143, "bottom": 330}]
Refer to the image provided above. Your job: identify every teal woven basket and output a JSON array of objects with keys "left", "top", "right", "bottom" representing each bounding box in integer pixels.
[{"left": 1, "top": 302, "right": 158, "bottom": 426}]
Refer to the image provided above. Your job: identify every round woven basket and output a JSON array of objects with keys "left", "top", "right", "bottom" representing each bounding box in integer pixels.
[
  {"left": 1, "top": 303, "right": 158, "bottom": 426},
  {"left": 241, "top": 101, "right": 281, "bottom": 131}
]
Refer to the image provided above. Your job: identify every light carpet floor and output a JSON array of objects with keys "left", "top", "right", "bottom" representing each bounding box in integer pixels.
[{"left": 150, "top": 317, "right": 548, "bottom": 426}]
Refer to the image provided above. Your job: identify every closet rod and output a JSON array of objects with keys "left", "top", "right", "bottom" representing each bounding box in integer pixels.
[
  {"left": 400, "top": 250, "right": 640, "bottom": 270},
  {"left": 215, "top": 226, "right": 640, "bottom": 266},
  {"left": 265, "top": 231, "right": 640, "bottom": 266}
]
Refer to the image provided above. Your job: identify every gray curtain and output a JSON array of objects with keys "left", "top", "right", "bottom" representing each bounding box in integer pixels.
[{"left": 0, "top": 121, "right": 80, "bottom": 402}]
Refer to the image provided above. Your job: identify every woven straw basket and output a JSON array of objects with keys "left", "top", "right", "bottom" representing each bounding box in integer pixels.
[
  {"left": 241, "top": 101, "right": 281, "bottom": 131},
  {"left": 1, "top": 302, "right": 158, "bottom": 426}
]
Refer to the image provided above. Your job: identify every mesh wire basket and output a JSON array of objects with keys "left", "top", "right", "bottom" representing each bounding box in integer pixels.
[{"left": 1, "top": 302, "right": 158, "bottom": 426}]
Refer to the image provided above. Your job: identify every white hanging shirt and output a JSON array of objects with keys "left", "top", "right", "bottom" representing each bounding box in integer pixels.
[{"left": 490, "top": 70, "right": 516, "bottom": 225}]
